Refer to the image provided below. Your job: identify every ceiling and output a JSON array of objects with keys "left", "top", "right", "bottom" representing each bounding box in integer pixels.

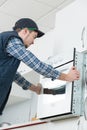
[{"left": 0, "top": 0, "right": 75, "bottom": 33}]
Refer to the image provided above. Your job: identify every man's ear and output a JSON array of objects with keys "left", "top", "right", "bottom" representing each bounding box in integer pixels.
[
  {"left": 23, "top": 28, "right": 29, "bottom": 34},
  {"left": 21, "top": 28, "right": 28, "bottom": 35}
]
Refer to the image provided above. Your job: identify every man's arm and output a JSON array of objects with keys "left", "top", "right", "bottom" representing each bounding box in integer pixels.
[
  {"left": 6, "top": 37, "right": 80, "bottom": 82},
  {"left": 14, "top": 72, "right": 42, "bottom": 94},
  {"left": 14, "top": 72, "right": 31, "bottom": 90},
  {"left": 6, "top": 37, "right": 60, "bottom": 80}
]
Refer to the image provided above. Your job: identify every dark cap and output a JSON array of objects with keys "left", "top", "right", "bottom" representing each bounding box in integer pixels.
[{"left": 13, "top": 18, "right": 44, "bottom": 38}]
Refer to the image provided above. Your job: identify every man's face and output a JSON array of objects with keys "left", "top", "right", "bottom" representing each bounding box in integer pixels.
[{"left": 19, "top": 28, "right": 38, "bottom": 48}]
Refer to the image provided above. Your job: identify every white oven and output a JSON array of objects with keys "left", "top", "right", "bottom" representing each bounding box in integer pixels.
[{"left": 37, "top": 48, "right": 86, "bottom": 121}]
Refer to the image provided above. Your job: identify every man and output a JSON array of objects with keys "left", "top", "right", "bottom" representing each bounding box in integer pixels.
[{"left": 0, "top": 18, "right": 80, "bottom": 115}]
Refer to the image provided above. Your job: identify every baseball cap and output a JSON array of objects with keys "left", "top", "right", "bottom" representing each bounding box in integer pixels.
[{"left": 13, "top": 18, "right": 44, "bottom": 38}]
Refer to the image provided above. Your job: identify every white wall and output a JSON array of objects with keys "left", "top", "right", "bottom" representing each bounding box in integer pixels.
[{"left": 53, "top": 0, "right": 87, "bottom": 55}]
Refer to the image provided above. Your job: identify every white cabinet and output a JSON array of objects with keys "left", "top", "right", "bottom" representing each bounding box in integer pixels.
[
  {"left": 1, "top": 117, "right": 85, "bottom": 130},
  {"left": 6, "top": 70, "right": 40, "bottom": 107}
]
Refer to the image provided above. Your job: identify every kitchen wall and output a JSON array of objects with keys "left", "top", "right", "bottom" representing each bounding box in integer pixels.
[{"left": 53, "top": 0, "right": 87, "bottom": 55}]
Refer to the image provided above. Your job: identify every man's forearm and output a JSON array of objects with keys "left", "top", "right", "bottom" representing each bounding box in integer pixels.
[
  {"left": 58, "top": 73, "right": 68, "bottom": 81},
  {"left": 14, "top": 72, "right": 31, "bottom": 90}
]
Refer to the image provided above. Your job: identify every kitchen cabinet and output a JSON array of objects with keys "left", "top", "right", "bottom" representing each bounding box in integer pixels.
[{"left": 6, "top": 70, "right": 40, "bottom": 106}]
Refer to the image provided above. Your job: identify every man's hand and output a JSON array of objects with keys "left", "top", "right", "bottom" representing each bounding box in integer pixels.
[
  {"left": 58, "top": 66, "right": 80, "bottom": 82},
  {"left": 29, "top": 83, "right": 42, "bottom": 95}
]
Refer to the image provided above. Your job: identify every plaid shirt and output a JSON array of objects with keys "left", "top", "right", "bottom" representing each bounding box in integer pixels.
[{"left": 6, "top": 37, "right": 61, "bottom": 90}]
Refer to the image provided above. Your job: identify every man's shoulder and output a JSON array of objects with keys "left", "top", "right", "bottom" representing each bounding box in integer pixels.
[
  {"left": 0, "top": 31, "right": 23, "bottom": 47},
  {"left": 1, "top": 31, "right": 22, "bottom": 42},
  {"left": 1, "top": 31, "right": 18, "bottom": 36}
]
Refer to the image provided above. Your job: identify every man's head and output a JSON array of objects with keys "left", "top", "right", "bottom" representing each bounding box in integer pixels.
[
  {"left": 13, "top": 18, "right": 44, "bottom": 47},
  {"left": 13, "top": 18, "right": 44, "bottom": 38}
]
